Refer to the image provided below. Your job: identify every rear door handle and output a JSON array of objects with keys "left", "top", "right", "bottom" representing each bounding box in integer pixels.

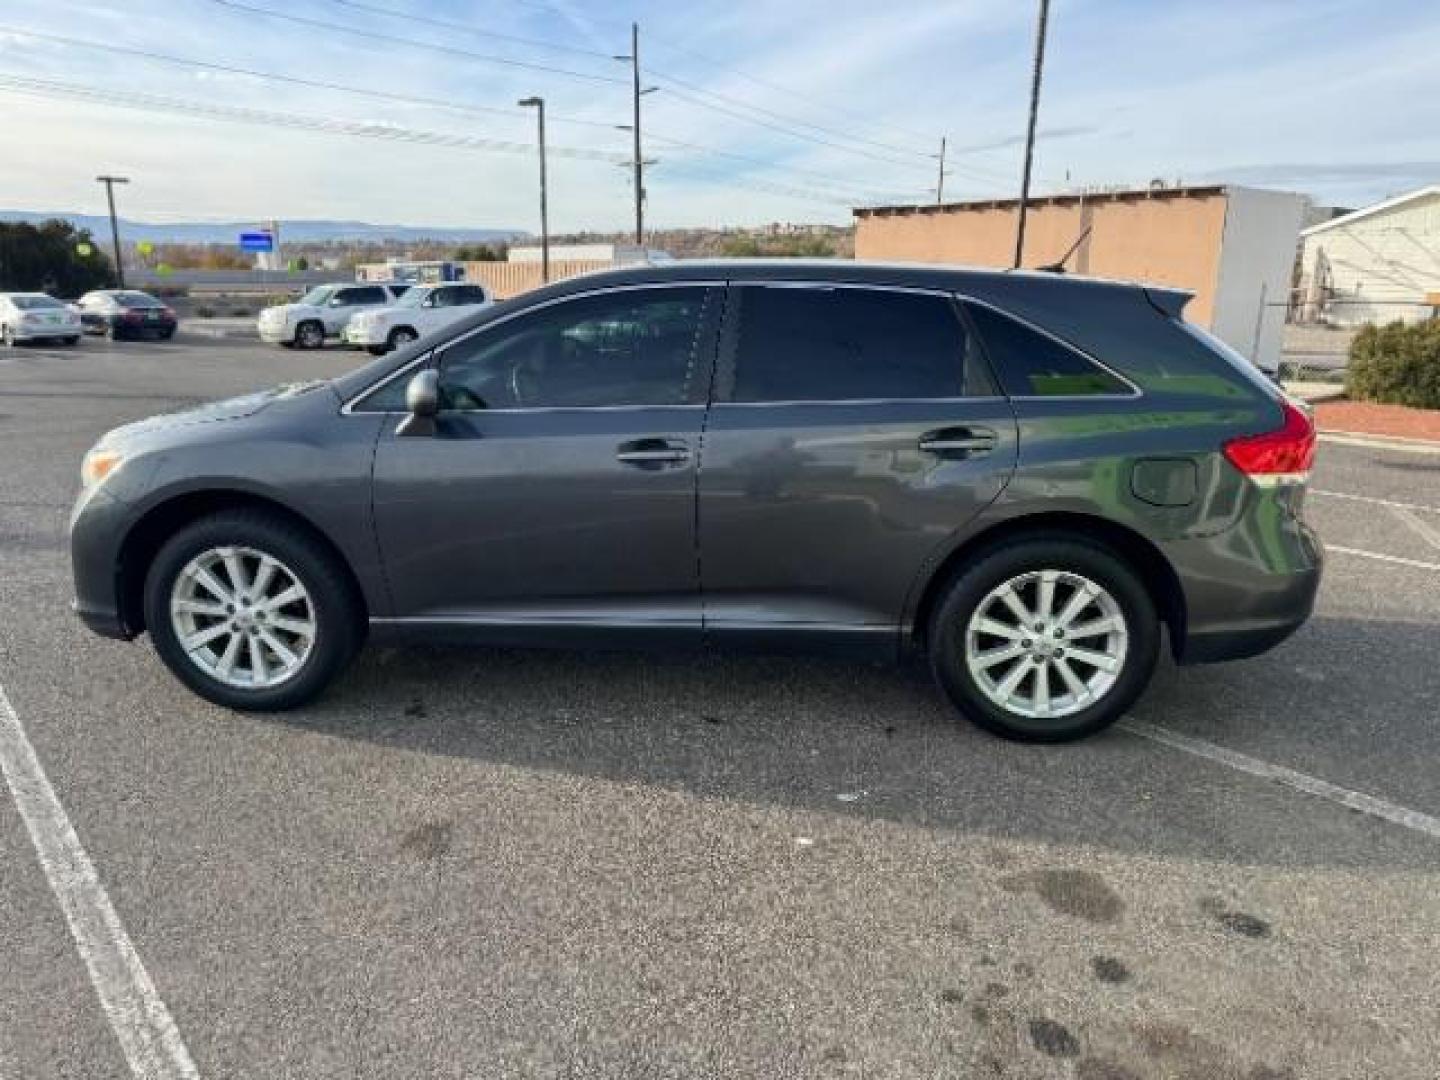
[
  {"left": 918, "top": 427, "right": 998, "bottom": 457},
  {"left": 616, "top": 437, "right": 691, "bottom": 466}
]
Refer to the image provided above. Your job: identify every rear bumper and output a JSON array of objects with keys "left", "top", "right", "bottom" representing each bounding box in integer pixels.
[{"left": 1166, "top": 509, "right": 1323, "bottom": 665}]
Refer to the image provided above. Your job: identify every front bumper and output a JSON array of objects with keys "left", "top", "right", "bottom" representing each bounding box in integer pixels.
[
  {"left": 70, "top": 484, "right": 137, "bottom": 641},
  {"left": 258, "top": 322, "right": 292, "bottom": 344},
  {"left": 343, "top": 322, "right": 385, "bottom": 346}
]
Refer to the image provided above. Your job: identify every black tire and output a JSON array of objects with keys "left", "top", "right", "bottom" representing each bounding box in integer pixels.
[
  {"left": 387, "top": 326, "right": 418, "bottom": 352},
  {"left": 62, "top": 336, "right": 80, "bottom": 346},
  {"left": 143, "top": 510, "right": 364, "bottom": 711},
  {"left": 160, "top": 329, "right": 176, "bottom": 341},
  {"left": 295, "top": 320, "right": 325, "bottom": 350},
  {"left": 928, "top": 535, "right": 1160, "bottom": 743}
]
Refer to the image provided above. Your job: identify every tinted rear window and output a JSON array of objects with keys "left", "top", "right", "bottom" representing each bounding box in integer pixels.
[
  {"left": 731, "top": 286, "right": 990, "bottom": 402},
  {"left": 114, "top": 291, "right": 162, "bottom": 309},
  {"left": 965, "top": 301, "right": 1131, "bottom": 397}
]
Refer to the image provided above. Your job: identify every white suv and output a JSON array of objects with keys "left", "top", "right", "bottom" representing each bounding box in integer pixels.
[
  {"left": 1, "top": 292, "right": 83, "bottom": 346},
  {"left": 342, "top": 283, "right": 494, "bottom": 355},
  {"left": 257, "top": 283, "right": 408, "bottom": 349}
]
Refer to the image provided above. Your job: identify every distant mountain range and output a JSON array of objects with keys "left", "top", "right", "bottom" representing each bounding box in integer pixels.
[{"left": 0, "top": 209, "right": 526, "bottom": 245}]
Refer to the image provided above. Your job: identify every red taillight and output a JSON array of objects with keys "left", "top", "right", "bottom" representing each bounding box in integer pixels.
[{"left": 1223, "top": 399, "right": 1316, "bottom": 476}]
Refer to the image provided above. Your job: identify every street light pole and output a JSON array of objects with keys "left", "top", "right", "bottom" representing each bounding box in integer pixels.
[
  {"left": 95, "top": 175, "right": 130, "bottom": 287},
  {"left": 936, "top": 136, "right": 948, "bottom": 204},
  {"left": 518, "top": 96, "right": 549, "bottom": 284},
  {"left": 1013, "top": 0, "right": 1050, "bottom": 269}
]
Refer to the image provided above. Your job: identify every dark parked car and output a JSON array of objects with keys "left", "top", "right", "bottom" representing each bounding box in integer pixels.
[
  {"left": 77, "top": 290, "right": 178, "bottom": 340},
  {"left": 70, "top": 262, "right": 1321, "bottom": 741}
]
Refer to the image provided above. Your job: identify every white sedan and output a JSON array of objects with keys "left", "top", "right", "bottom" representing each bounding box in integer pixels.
[
  {"left": 343, "top": 283, "right": 493, "bottom": 355},
  {"left": 0, "top": 292, "right": 83, "bottom": 346}
]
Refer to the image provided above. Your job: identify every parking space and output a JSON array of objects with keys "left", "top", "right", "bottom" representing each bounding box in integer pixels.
[{"left": 2, "top": 339, "right": 1439, "bottom": 1078}]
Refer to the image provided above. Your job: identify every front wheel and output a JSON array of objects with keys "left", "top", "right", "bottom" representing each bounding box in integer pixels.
[
  {"left": 143, "top": 510, "right": 364, "bottom": 711},
  {"left": 386, "top": 326, "right": 418, "bottom": 352},
  {"left": 294, "top": 321, "right": 325, "bottom": 349},
  {"left": 928, "top": 536, "right": 1160, "bottom": 742}
]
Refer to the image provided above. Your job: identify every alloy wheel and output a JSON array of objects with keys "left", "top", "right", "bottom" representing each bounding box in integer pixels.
[
  {"left": 169, "top": 545, "right": 317, "bottom": 689},
  {"left": 964, "top": 569, "right": 1128, "bottom": 720}
]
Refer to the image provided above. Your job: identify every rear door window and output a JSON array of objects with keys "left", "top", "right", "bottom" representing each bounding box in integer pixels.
[
  {"left": 728, "top": 285, "right": 992, "bottom": 402},
  {"left": 964, "top": 301, "right": 1132, "bottom": 397}
]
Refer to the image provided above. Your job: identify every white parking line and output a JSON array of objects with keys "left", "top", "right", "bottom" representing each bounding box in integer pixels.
[
  {"left": 1327, "top": 546, "right": 1440, "bottom": 573},
  {"left": 1311, "top": 489, "right": 1440, "bottom": 516},
  {"left": 0, "top": 682, "right": 199, "bottom": 1079},
  {"left": 1389, "top": 506, "right": 1440, "bottom": 553},
  {"left": 1120, "top": 720, "right": 1440, "bottom": 840}
]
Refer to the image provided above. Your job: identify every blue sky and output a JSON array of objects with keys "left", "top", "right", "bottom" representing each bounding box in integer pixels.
[{"left": 1, "top": 0, "right": 1437, "bottom": 232}]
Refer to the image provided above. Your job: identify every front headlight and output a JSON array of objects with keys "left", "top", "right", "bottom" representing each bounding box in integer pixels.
[{"left": 81, "top": 448, "right": 125, "bottom": 489}]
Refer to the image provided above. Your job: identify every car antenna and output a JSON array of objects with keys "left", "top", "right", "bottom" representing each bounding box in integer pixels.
[{"left": 1036, "top": 225, "right": 1092, "bottom": 274}]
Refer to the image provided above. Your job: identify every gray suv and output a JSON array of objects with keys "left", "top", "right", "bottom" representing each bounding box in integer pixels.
[{"left": 70, "top": 262, "right": 1322, "bottom": 741}]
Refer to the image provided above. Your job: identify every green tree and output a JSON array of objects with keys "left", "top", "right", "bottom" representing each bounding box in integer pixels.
[{"left": 0, "top": 219, "right": 114, "bottom": 296}]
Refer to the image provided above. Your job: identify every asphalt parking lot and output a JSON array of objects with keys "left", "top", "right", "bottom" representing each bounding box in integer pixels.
[{"left": 2, "top": 334, "right": 1439, "bottom": 1079}]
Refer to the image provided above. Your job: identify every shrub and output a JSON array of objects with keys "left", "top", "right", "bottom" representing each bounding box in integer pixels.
[{"left": 1346, "top": 320, "right": 1440, "bottom": 409}]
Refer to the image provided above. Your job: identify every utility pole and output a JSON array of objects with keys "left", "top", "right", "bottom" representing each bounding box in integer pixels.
[
  {"left": 518, "top": 96, "right": 549, "bottom": 283},
  {"left": 629, "top": 22, "right": 643, "bottom": 246},
  {"left": 1013, "top": 0, "right": 1050, "bottom": 269},
  {"left": 936, "top": 136, "right": 948, "bottom": 204},
  {"left": 615, "top": 26, "right": 658, "bottom": 250},
  {"left": 95, "top": 175, "right": 130, "bottom": 287}
]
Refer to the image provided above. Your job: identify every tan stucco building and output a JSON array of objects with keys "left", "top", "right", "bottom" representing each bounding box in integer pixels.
[{"left": 855, "top": 184, "right": 1306, "bottom": 372}]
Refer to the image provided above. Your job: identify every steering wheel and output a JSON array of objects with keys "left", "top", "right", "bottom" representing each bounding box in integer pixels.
[
  {"left": 441, "top": 384, "right": 486, "bottom": 411},
  {"left": 508, "top": 358, "right": 542, "bottom": 406}
]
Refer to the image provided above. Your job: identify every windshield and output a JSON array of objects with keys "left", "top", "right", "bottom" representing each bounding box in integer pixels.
[
  {"left": 298, "top": 286, "right": 336, "bottom": 306},
  {"left": 11, "top": 295, "right": 66, "bottom": 310},
  {"left": 114, "top": 291, "right": 162, "bottom": 308},
  {"left": 394, "top": 287, "right": 433, "bottom": 309}
]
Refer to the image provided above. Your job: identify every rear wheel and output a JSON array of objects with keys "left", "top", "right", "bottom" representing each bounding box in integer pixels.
[
  {"left": 143, "top": 510, "right": 363, "bottom": 711},
  {"left": 928, "top": 536, "right": 1159, "bottom": 742},
  {"left": 295, "top": 320, "right": 325, "bottom": 349}
]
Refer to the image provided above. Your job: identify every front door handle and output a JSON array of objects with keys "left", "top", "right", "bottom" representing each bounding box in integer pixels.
[
  {"left": 617, "top": 437, "right": 691, "bottom": 466},
  {"left": 918, "top": 427, "right": 998, "bottom": 457}
]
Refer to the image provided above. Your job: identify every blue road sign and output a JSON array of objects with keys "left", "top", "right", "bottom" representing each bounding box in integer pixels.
[{"left": 239, "top": 231, "right": 274, "bottom": 252}]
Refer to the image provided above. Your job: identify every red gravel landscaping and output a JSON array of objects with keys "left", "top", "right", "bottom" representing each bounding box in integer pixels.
[{"left": 1313, "top": 399, "right": 1440, "bottom": 444}]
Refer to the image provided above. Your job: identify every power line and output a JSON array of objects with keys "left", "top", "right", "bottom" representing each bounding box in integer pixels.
[
  {"left": 9, "top": 25, "right": 918, "bottom": 207},
  {"left": 319, "top": 0, "right": 615, "bottom": 61},
  {"left": 653, "top": 82, "right": 931, "bottom": 174},
  {"left": 645, "top": 131, "right": 913, "bottom": 204},
  {"left": 1, "top": 26, "right": 624, "bottom": 134},
  {"left": 205, "top": 0, "right": 628, "bottom": 86},
  {"left": 464, "top": 0, "right": 945, "bottom": 148},
  {"left": 647, "top": 67, "right": 938, "bottom": 164},
  {"left": 0, "top": 73, "right": 633, "bottom": 162}
]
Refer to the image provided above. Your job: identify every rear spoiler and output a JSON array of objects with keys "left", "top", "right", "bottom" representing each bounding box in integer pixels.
[{"left": 1144, "top": 287, "right": 1193, "bottom": 319}]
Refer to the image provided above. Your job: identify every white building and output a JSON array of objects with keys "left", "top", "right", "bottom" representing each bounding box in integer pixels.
[{"left": 1298, "top": 185, "right": 1440, "bottom": 326}]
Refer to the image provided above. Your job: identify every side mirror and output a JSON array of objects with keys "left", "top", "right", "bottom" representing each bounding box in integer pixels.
[{"left": 396, "top": 369, "right": 440, "bottom": 437}]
